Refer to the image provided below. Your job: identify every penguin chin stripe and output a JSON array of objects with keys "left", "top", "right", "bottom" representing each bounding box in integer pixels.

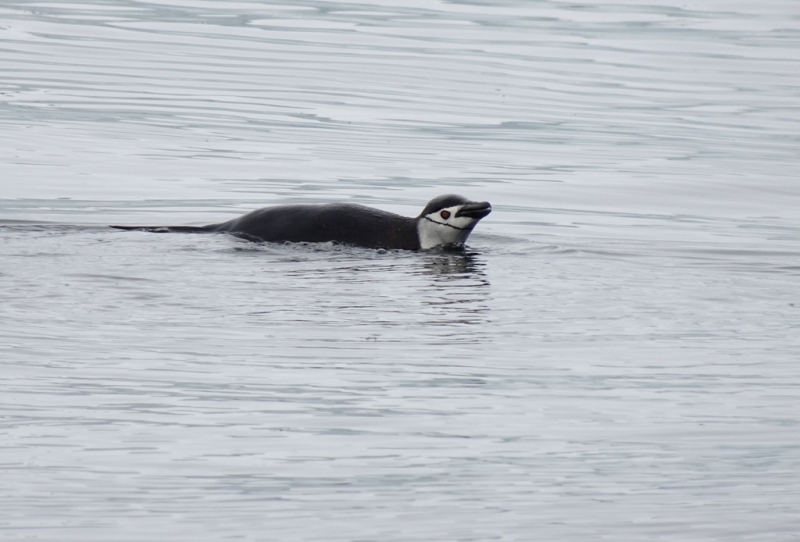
[{"left": 423, "top": 216, "right": 468, "bottom": 231}]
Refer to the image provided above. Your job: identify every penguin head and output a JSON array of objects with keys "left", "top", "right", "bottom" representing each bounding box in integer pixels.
[{"left": 417, "top": 194, "right": 492, "bottom": 249}]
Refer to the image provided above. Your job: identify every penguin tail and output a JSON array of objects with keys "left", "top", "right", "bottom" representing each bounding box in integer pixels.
[{"left": 110, "top": 225, "right": 213, "bottom": 233}]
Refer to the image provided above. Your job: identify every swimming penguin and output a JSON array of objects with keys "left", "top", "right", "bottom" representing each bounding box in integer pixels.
[{"left": 111, "top": 194, "right": 491, "bottom": 251}]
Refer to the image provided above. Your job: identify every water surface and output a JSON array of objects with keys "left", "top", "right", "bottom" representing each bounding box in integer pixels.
[{"left": 2, "top": 0, "right": 800, "bottom": 540}]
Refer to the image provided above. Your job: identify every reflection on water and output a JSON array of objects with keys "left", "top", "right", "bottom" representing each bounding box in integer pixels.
[
  {"left": 418, "top": 250, "right": 491, "bottom": 333},
  {"left": 421, "top": 250, "right": 488, "bottom": 280}
]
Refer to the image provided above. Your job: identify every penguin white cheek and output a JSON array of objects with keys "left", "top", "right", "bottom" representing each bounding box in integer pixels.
[{"left": 418, "top": 206, "right": 475, "bottom": 249}]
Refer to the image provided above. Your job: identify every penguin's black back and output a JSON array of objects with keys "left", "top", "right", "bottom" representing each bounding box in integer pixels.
[{"left": 210, "top": 203, "right": 420, "bottom": 250}]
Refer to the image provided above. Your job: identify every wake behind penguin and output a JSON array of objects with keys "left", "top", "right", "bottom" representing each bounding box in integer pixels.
[{"left": 112, "top": 195, "right": 491, "bottom": 251}]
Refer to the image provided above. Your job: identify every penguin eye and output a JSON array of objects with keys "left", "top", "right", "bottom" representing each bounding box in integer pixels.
[{"left": 440, "top": 210, "right": 451, "bottom": 220}]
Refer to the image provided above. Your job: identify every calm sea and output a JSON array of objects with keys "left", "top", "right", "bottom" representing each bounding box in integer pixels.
[{"left": 1, "top": 0, "right": 799, "bottom": 540}]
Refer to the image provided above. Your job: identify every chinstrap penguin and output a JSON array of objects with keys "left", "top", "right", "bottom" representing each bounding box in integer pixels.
[{"left": 112, "top": 194, "right": 491, "bottom": 251}]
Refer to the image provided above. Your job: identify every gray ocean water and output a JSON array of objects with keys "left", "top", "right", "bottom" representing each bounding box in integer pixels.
[{"left": 2, "top": 1, "right": 800, "bottom": 540}]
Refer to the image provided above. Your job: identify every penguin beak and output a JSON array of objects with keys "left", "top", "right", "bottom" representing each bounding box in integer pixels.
[{"left": 456, "top": 201, "right": 492, "bottom": 220}]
